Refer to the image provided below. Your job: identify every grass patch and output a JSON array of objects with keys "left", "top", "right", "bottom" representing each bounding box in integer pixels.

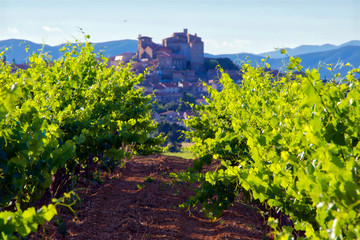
[{"left": 162, "top": 147, "right": 196, "bottom": 159}]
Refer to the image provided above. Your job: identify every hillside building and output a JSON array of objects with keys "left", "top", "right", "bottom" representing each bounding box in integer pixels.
[{"left": 136, "top": 29, "right": 204, "bottom": 73}]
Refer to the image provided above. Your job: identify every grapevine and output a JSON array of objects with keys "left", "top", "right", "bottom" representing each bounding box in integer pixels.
[
  {"left": 176, "top": 55, "right": 360, "bottom": 239},
  {"left": 0, "top": 37, "right": 162, "bottom": 238}
]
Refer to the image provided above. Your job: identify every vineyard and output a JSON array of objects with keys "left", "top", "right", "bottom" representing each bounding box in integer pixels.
[
  {"left": 0, "top": 38, "right": 161, "bottom": 239},
  {"left": 1, "top": 39, "right": 360, "bottom": 239},
  {"left": 176, "top": 56, "right": 360, "bottom": 239}
]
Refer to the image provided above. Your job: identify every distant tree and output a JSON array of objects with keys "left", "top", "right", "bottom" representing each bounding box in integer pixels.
[
  {"left": 204, "top": 58, "right": 219, "bottom": 70},
  {"left": 157, "top": 122, "right": 171, "bottom": 139},
  {"left": 167, "top": 122, "right": 186, "bottom": 144},
  {"left": 204, "top": 57, "right": 239, "bottom": 70},
  {"left": 181, "top": 92, "right": 196, "bottom": 104},
  {"left": 164, "top": 101, "right": 178, "bottom": 112},
  {"left": 152, "top": 101, "right": 165, "bottom": 114},
  {"left": 177, "top": 102, "right": 189, "bottom": 112},
  {"left": 177, "top": 92, "right": 196, "bottom": 112},
  {"left": 157, "top": 121, "right": 186, "bottom": 152}
]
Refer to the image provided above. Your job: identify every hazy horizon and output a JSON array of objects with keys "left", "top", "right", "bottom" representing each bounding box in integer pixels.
[{"left": 1, "top": 0, "right": 359, "bottom": 54}]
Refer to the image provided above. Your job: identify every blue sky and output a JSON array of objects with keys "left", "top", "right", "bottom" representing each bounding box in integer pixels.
[{"left": 0, "top": 0, "right": 359, "bottom": 54}]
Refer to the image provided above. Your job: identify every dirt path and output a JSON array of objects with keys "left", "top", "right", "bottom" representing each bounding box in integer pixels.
[{"left": 41, "top": 154, "right": 268, "bottom": 239}]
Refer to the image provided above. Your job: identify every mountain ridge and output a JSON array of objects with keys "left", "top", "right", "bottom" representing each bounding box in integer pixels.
[
  {"left": 206, "top": 44, "right": 360, "bottom": 78},
  {"left": 0, "top": 39, "right": 138, "bottom": 63},
  {"left": 207, "top": 40, "right": 360, "bottom": 59},
  {"left": 1, "top": 39, "right": 359, "bottom": 78}
]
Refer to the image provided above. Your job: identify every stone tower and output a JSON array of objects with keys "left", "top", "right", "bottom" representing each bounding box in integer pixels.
[{"left": 162, "top": 29, "right": 204, "bottom": 72}]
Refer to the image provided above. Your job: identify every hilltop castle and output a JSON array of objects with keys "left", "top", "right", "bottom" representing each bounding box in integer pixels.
[{"left": 136, "top": 29, "right": 204, "bottom": 73}]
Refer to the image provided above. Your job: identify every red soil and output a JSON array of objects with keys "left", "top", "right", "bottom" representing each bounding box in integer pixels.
[{"left": 36, "top": 154, "right": 269, "bottom": 239}]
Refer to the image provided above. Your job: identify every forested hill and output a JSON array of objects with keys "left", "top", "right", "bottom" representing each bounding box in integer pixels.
[
  {"left": 0, "top": 39, "right": 138, "bottom": 64},
  {"left": 206, "top": 44, "right": 360, "bottom": 78},
  {"left": 1, "top": 38, "right": 359, "bottom": 78}
]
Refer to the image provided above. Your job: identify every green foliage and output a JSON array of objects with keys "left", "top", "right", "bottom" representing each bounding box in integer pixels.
[
  {"left": 204, "top": 57, "right": 239, "bottom": 70},
  {"left": 0, "top": 192, "right": 77, "bottom": 239},
  {"left": 0, "top": 37, "right": 162, "bottom": 238},
  {"left": 151, "top": 100, "right": 166, "bottom": 114},
  {"left": 180, "top": 92, "right": 196, "bottom": 105},
  {"left": 163, "top": 147, "right": 196, "bottom": 159},
  {"left": 164, "top": 101, "right": 178, "bottom": 112},
  {"left": 177, "top": 92, "right": 196, "bottom": 112},
  {"left": 144, "top": 176, "right": 154, "bottom": 183},
  {"left": 137, "top": 184, "right": 145, "bottom": 190},
  {"left": 157, "top": 122, "right": 186, "bottom": 151},
  {"left": 175, "top": 59, "right": 360, "bottom": 239},
  {"left": 0, "top": 204, "right": 57, "bottom": 239},
  {"left": 0, "top": 52, "right": 75, "bottom": 209}
]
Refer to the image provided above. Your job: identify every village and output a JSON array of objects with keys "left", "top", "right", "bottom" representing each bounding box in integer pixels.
[{"left": 109, "top": 29, "right": 242, "bottom": 127}]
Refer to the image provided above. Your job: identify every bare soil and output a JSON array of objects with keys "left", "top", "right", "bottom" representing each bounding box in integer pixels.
[{"left": 36, "top": 154, "right": 270, "bottom": 239}]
